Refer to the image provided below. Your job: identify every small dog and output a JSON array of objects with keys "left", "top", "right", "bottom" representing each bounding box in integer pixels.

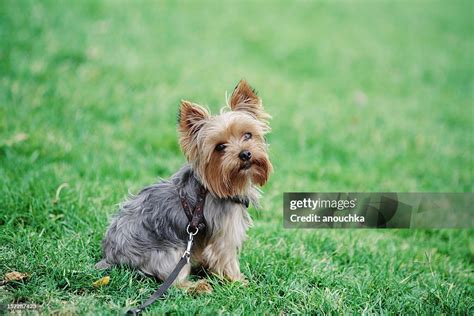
[{"left": 96, "top": 80, "right": 272, "bottom": 292}]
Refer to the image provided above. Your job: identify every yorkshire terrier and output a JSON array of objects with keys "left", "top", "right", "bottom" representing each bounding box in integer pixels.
[{"left": 96, "top": 80, "right": 272, "bottom": 292}]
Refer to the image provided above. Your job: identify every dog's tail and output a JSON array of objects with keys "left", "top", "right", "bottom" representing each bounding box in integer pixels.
[{"left": 95, "top": 259, "right": 112, "bottom": 270}]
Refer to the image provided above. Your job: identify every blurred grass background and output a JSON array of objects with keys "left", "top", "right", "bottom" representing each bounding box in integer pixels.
[{"left": 0, "top": 0, "right": 472, "bottom": 314}]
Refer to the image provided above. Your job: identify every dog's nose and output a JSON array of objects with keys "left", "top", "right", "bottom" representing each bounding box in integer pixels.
[{"left": 239, "top": 150, "right": 252, "bottom": 161}]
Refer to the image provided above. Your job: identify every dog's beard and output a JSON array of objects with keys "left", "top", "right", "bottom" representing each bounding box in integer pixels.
[
  {"left": 200, "top": 156, "right": 272, "bottom": 198},
  {"left": 249, "top": 157, "right": 272, "bottom": 186}
]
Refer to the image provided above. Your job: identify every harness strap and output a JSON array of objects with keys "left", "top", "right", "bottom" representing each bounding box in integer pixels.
[
  {"left": 178, "top": 189, "right": 193, "bottom": 222},
  {"left": 189, "top": 185, "right": 208, "bottom": 231},
  {"left": 178, "top": 185, "right": 208, "bottom": 232},
  {"left": 229, "top": 196, "right": 250, "bottom": 208}
]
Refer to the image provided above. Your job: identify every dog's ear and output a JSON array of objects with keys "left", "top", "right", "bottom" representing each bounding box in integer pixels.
[
  {"left": 229, "top": 80, "right": 269, "bottom": 124},
  {"left": 178, "top": 100, "right": 209, "bottom": 160}
]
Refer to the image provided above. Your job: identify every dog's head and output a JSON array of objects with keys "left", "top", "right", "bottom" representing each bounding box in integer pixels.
[{"left": 178, "top": 80, "right": 272, "bottom": 198}]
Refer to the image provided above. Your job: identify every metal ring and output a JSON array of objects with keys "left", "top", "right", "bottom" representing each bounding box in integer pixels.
[{"left": 186, "top": 224, "right": 199, "bottom": 236}]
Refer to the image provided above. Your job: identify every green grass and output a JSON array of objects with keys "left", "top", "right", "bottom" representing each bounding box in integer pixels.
[{"left": 1, "top": 0, "right": 473, "bottom": 314}]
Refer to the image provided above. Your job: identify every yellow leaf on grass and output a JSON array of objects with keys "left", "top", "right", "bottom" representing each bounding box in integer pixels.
[
  {"left": 4, "top": 133, "right": 29, "bottom": 146},
  {"left": 3, "top": 271, "right": 29, "bottom": 282},
  {"left": 92, "top": 276, "right": 110, "bottom": 288}
]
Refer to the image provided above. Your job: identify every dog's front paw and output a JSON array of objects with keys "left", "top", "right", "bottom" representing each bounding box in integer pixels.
[{"left": 184, "top": 279, "right": 213, "bottom": 295}]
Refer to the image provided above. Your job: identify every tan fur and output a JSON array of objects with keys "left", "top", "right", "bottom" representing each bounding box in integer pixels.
[
  {"left": 229, "top": 79, "right": 271, "bottom": 125},
  {"left": 192, "top": 201, "right": 253, "bottom": 281},
  {"left": 178, "top": 80, "right": 272, "bottom": 199},
  {"left": 178, "top": 101, "right": 210, "bottom": 161}
]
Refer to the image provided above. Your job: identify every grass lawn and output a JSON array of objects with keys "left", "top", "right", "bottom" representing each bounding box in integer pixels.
[{"left": 1, "top": 0, "right": 473, "bottom": 314}]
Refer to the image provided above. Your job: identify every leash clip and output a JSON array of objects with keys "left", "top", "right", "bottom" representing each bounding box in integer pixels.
[
  {"left": 182, "top": 225, "right": 198, "bottom": 263},
  {"left": 186, "top": 224, "right": 199, "bottom": 236}
]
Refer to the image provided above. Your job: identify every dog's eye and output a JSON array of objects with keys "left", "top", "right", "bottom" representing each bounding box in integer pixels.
[
  {"left": 215, "top": 143, "right": 226, "bottom": 152},
  {"left": 243, "top": 132, "right": 252, "bottom": 140}
]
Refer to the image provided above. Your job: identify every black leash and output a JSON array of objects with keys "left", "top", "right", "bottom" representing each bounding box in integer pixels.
[{"left": 125, "top": 185, "right": 208, "bottom": 315}]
